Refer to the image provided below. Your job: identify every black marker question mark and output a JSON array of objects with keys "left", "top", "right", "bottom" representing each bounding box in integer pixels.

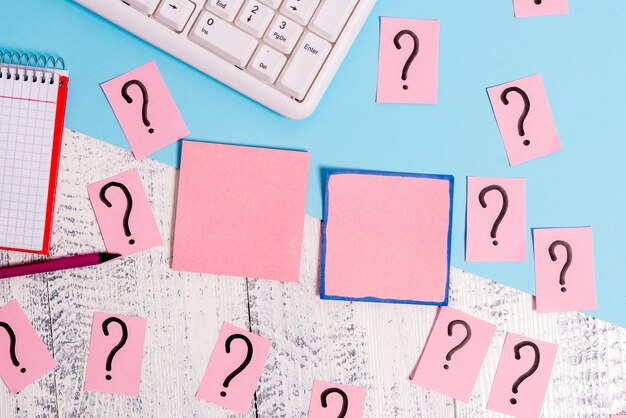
[
  {"left": 443, "top": 320, "right": 472, "bottom": 370},
  {"left": 510, "top": 341, "right": 540, "bottom": 405},
  {"left": 121, "top": 79, "right": 154, "bottom": 134},
  {"left": 534, "top": 0, "right": 542, "bottom": 4},
  {"left": 0, "top": 322, "right": 26, "bottom": 374},
  {"left": 102, "top": 317, "right": 128, "bottom": 381},
  {"left": 500, "top": 87, "right": 531, "bottom": 146},
  {"left": 100, "top": 181, "right": 135, "bottom": 245},
  {"left": 320, "top": 387, "right": 348, "bottom": 418},
  {"left": 393, "top": 30, "right": 419, "bottom": 91},
  {"left": 478, "top": 185, "right": 509, "bottom": 246},
  {"left": 548, "top": 240, "right": 572, "bottom": 292},
  {"left": 220, "top": 333, "right": 253, "bottom": 397}
]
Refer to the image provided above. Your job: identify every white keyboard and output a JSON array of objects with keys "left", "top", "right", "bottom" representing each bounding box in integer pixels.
[{"left": 73, "top": 0, "right": 376, "bottom": 119}]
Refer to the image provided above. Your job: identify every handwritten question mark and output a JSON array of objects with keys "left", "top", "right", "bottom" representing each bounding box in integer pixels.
[
  {"left": 443, "top": 320, "right": 472, "bottom": 370},
  {"left": 510, "top": 341, "right": 540, "bottom": 405},
  {"left": 320, "top": 387, "right": 348, "bottom": 418},
  {"left": 393, "top": 30, "right": 419, "bottom": 90},
  {"left": 220, "top": 333, "right": 253, "bottom": 397},
  {"left": 121, "top": 79, "right": 154, "bottom": 134},
  {"left": 102, "top": 317, "right": 128, "bottom": 381},
  {"left": 0, "top": 322, "right": 26, "bottom": 373},
  {"left": 100, "top": 181, "right": 135, "bottom": 245},
  {"left": 500, "top": 87, "right": 531, "bottom": 146},
  {"left": 535, "top": 0, "right": 542, "bottom": 4},
  {"left": 549, "top": 240, "right": 572, "bottom": 292},
  {"left": 478, "top": 185, "right": 509, "bottom": 246}
]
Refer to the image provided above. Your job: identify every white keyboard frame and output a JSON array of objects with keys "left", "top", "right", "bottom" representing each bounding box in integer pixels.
[{"left": 73, "top": 0, "right": 376, "bottom": 119}]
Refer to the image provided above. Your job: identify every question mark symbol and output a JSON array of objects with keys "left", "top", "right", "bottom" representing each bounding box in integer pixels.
[
  {"left": 510, "top": 341, "right": 540, "bottom": 405},
  {"left": 549, "top": 240, "right": 572, "bottom": 292},
  {"left": 102, "top": 317, "right": 128, "bottom": 381},
  {"left": 100, "top": 181, "right": 135, "bottom": 245},
  {"left": 0, "top": 322, "right": 26, "bottom": 374},
  {"left": 220, "top": 333, "right": 253, "bottom": 397},
  {"left": 534, "top": 0, "right": 542, "bottom": 4},
  {"left": 320, "top": 387, "right": 348, "bottom": 418},
  {"left": 478, "top": 185, "right": 509, "bottom": 246},
  {"left": 121, "top": 79, "right": 154, "bottom": 134},
  {"left": 443, "top": 320, "right": 472, "bottom": 370},
  {"left": 500, "top": 87, "right": 531, "bottom": 146},
  {"left": 393, "top": 30, "right": 419, "bottom": 90}
]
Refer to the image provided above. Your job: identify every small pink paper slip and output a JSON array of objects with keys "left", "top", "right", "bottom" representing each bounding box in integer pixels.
[
  {"left": 411, "top": 307, "right": 496, "bottom": 402},
  {"left": 533, "top": 227, "right": 596, "bottom": 313},
  {"left": 84, "top": 313, "right": 147, "bottom": 396},
  {"left": 196, "top": 322, "right": 272, "bottom": 415},
  {"left": 0, "top": 299, "right": 56, "bottom": 394},
  {"left": 466, "top": 177, "right": 526, "bottom": 262},
  {"left": 308, "top": 380, "right": 366, "bottom": 418},
  {"left": 88, "top": 168, "right": 162, "bottom": 257},
  {"left": 101, "top": 61, "right": 189, "bottom": 160},
  {"left": 487, "top": 74, "right": 561, "bottom": 166},
  {"left": 487, "top": 333, "right": 558, "bottom": 418},
  {"left": 377, "top": 18, "right": 439, "bottom": 104},
  {"left": 514, "top": 0, "right": 568, "bottom": 18}
]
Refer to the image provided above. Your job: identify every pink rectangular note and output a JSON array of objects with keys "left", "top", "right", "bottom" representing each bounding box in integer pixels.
[
  {"left": 84, "top": 312, "right": 147, "bottom": 396},
  {"left": 196, "top": 322, "right": 271, "bottom": 415},
  {"left": 88, "top": 168, "right": 162, "bottom": 257},
  {"left": 101, "top": 61, "right": 189, "bottom": 160},
  {"left": 514, "top": 0, "right": 568, "bottom": 18},
  {"left": 487, "top": 333, "right": 558, "bottom": 418},
  {"left": 466, "top": 177, "right": 526, "bottom": 262},
  {"left": 0, "top": 299, "right": 56, "bottom": 394},
  {"left": 377, "top": 18, "right": 439, "bottom": 104},
  {"left": 533, "top": 227, "right": 596, "bottom": 313},
  {"left": 487, "top": 74, "right": 561, "bottom": 166},
  {"left": 411, "top": 307, "right": 496, "bottom": 402},
  {"left": 308, "top": 380, "right": 366, "bottom": 418}
]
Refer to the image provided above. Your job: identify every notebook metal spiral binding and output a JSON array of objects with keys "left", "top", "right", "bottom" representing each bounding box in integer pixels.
[{"left": 0, "top": 50, "right": 65, "bottom": 85}]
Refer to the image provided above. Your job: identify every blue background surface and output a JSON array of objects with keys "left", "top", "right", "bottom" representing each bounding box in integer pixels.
[{"left": 2, "top": 0, "right": 625, "bottom": 326}]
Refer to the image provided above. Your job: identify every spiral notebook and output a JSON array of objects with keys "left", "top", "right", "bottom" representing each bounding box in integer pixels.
[{"left": 0, "top": 51, "right": 69, "bottom": 254}]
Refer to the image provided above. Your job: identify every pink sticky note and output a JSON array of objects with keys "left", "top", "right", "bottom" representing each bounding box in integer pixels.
[
  {"left": 377, "top": 18, "right": 439, "bottom": 104},
  {"left": 197, "top": 322, "right": 271, "bottom": 415},
  {"left": 533, "top": 227, "right": 596, "bottom": 313},
  {"left": 514, "top": 0, "right": 568, "bottom": 18},
  {"left": 322, "top": 170, "right": 453, "bottom": 304},
  {"left": 0, "top": 299, "right": 56, "bottom": 394},
  {"left": 487, "top": 333, "right": 558, "bottom": 418},
  {"left": 611, "top": 415, "right": 626, "bottom": 417},
  {"left": 84, "top": 312, "right": 147, "bottom": 396},
  {"left": 101, "top": 61, "right": 189, "bottom": 160},
  {"left": 411, "top": 307, "right": 496, "bottom": 402},
  {"left": 172, "top": 141, "right": 310, "bottom": 282},
  {"left": 88, "top": 168, "right": 162, "bottom": 257},
  {"left": 487, "top": 74, "right": 561, "bottom": 166},
  {"left": 466, "top": 177, "right": 526, "bottom": 262},
  {"left": 308, "top": 381, "right": 366, "bottom": 418}
]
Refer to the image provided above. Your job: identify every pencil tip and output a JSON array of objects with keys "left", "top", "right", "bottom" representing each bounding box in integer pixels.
[{"left": 98, "top": 253, "right": 122, "bottom": 263}]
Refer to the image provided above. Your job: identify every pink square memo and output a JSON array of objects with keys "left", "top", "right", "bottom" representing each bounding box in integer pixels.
[
  {"left": 487, "top": 74, "right": 561, "bottom": 166},
  {"left": 172, "top": 141, "right": 310, "bottom": 282},
  {"left": 533, "top": 227, "right": 596, "bottom": 313},
  {"left": 308, "top": 381, "right": 366, "bottom": 418},
  {"left": 514, "top": 0, "right": 568, "bottom": 18},
  {"left": 321, "top": 170, "right": 453, "bottom": 304},
  {"left": 377, "top": 18, "right": 439, "bottom": 104}
]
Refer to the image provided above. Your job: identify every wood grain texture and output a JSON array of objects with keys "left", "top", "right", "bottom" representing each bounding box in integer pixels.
[{"left": 0, "top": 130, "right": 623, "bottom": 417}]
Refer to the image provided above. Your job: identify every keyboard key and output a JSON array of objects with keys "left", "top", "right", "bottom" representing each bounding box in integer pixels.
[
  {"left": 126, "top": 0, "right": 160, "bottom": 14},
  {"left": 236, "top": 0, "right": 274, "bottom": 37},
  {"left": 206, "top": 0, "right": 245, "bottom": 22},
  {"left": 280, "top": 0, "right": 319, "bottom": 26},
  {"left": 258, "top": 0, "right": 281, "bottom": 9},
  {"left": 277, "top": 31, "right": 330, "bottom": 99},
  {"left": 156, "top": 0, "right": 195, "bottom": 31},
  {"left": 309, "top": 0, "right": 358, "bottom": 42},
  {"left": 263, "top": 15, "right": 303, "bottom": 54},
  {"left": 190, "top": 11, "right": 258, "bottom": 67},
  {"left": 248, "top": 45, "right": 286, "bottom": 83}
]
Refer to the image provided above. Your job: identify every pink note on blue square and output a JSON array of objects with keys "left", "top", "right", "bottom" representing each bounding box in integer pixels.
[{"left": 514, "top": 0, "right": 568, "bottom": 18}]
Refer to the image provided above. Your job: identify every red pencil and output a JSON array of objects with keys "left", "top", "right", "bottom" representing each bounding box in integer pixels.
[{"left": 0, "top": 252, "right": 121, "bottom": 280}]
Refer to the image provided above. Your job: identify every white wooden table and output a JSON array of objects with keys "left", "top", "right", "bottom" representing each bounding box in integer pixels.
[{"left": 0, "top": 130, "right": 624, "bottom": 418}]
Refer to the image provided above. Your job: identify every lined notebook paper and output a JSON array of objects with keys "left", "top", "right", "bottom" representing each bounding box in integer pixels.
[{"left": 0, "top": 51, "right": 69, "bottom": 254}]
